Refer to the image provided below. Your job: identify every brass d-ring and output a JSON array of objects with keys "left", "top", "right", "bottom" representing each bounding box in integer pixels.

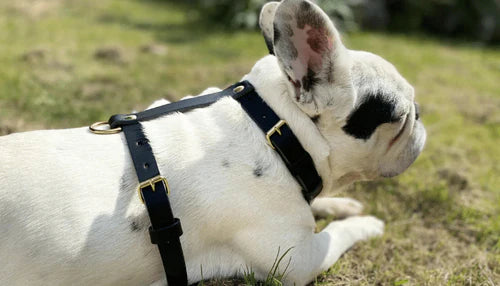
[{"left": 89, "top": 121, "right": 122, "bottom": 134}]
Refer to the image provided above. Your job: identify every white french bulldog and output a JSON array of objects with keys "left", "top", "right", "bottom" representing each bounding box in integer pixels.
[{"left": 0, "top": 0, "right": 426, "bottom": 285}]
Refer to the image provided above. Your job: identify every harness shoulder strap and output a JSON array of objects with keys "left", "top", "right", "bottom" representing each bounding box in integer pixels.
[{"left": 233, "top": 88, "right": 323, "bottom": 202}]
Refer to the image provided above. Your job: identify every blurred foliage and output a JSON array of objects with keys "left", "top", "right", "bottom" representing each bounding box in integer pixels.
[
  {"left": 182, "top": 0, "right": 499, "bottom": 43},
  {"left": 187, "top": 0, "right": 263, "bottom": 29},
  {"left": 187, "top": 0, "right": 356, "bottom": 31},
  {"left": 383, "top": 0, "right": 500, "bottom": 43}
]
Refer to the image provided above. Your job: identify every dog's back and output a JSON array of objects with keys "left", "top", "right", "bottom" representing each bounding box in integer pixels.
[{"left": 0, "top": 96, "right": 313, "bottom": 285}]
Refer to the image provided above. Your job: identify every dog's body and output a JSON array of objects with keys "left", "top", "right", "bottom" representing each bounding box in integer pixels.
[{"left": 0, "top": 1, "right": 426, "bottom": 285}]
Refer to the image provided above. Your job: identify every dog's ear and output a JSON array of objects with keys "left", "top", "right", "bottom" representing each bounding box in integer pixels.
[
  {"left": 272, "top": 0, "right": 354, "bottom": 116},
  {"left": 259, "top": 2, "right": 280, "bottom": 55}
]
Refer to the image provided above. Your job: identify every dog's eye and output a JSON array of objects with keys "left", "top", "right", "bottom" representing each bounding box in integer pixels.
[{"left": 342, "top": 95, "right": 399, "bottom": 140}]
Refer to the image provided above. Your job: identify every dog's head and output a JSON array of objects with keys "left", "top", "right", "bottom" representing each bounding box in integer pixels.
[{"left": 259, "top": 0, "right": 426, "bottom": 186}]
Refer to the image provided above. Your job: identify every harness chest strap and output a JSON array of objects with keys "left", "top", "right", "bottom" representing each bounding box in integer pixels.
[
  {"left": 121, "top": 123, "right": 187, "bottom": 285},
  {"left": 90, "top": 81, "right": 323, "bottom": 285}
]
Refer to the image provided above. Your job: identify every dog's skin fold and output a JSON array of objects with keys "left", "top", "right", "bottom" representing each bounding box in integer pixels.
[{"left": 0, "top": 0, "right": 426, "bottom": 285}]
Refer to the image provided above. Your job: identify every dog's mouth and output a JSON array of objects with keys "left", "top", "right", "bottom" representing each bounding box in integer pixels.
[
  {"left": 387, "top": 112, "right": 410, "bottom": 151},
  {"left": 379, "top": 102, "right": 426, "bottom": 178}
]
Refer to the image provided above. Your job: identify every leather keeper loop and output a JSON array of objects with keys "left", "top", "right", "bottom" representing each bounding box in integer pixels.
[
  {"left": 149, "top": 218, "right": 183, "bottom": 245},
  {"left": 108, "top": 114, "right": 139, "bottom": 128}
]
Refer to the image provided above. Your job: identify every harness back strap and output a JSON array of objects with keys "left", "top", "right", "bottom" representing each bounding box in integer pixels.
[{"left": 109, "top": 82, "right": 254, "bottom": 128}]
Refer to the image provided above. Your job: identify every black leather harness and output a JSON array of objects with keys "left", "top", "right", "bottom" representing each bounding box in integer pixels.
[{"left": 89, "top": 80, "right": 322, "bottom": 285}]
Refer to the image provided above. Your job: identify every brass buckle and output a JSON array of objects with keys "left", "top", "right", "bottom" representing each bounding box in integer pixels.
[
  {"left": 89, "top": 121, "right": 122, "bottom": 135},
  {"left": 137, "top": 175, "right": 170, "bottom": 204},
  {"left": 265, "top": 120, "right": 287, "bottom": 150}
]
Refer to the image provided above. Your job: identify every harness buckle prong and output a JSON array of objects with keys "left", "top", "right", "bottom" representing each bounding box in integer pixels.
[
  {"left": 138, "top": 175, "right": 170, "bottom": 204},
  {"left": 265, "top": 120, "right": 287, "bottom": 150}
]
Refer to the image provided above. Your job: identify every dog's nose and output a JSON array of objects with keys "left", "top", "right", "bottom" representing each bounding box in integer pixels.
[{"left": 414, "top": 102, "right": 420, "bottom": 120}]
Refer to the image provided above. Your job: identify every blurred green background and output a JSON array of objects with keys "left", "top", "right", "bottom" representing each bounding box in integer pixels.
[
  {"left": 192, "top": 0, "right": 500, "bottom": 43},
  {"left": 0, "top": 0, "right": 498, "bottom": 285}
]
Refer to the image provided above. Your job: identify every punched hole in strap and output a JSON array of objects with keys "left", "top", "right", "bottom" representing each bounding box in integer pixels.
[
  {"left": 149, "top": 218, "right": 183, "bottom": 245},
  {"left": 136, "top": 138, "right": 149, "bottom": 146}
]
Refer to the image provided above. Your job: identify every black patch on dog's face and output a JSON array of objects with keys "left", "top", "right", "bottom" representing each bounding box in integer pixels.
[{"left": 342, "top": 94, "right": 400, "bottom": 140}]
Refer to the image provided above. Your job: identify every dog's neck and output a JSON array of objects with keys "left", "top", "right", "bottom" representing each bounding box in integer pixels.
[{"left": 243, "top": 55, "right": 335, "bottom": 193}]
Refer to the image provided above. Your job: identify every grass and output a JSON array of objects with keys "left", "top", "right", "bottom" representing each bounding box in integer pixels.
[
  {"left": 0, "top": 0, "right": 499, "bottom": 285},
  {"left": 242, "top": 247, "right": 293, "bottom": 286}
]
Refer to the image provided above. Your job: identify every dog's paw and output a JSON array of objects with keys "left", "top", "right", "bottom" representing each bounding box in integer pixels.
[
  {"left": 326, "top": 215, "right": 384, "bottom": 242},
  {"left": 311, "top": 197, "right": 364, "bottom": 218},
  {"left": 343, "top": 215, "right": 385, "bottom": 240}
]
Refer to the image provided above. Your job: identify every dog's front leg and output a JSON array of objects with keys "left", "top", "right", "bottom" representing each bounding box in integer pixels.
[
  {"left": 311, "top": 197, "right": 364, "bottom": 218},
  {"left": 238, "top": 215, "right": 383, "bottom": 286},
  {"left": 285, "top": 216, "right": 384, "bottom": 285}
]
